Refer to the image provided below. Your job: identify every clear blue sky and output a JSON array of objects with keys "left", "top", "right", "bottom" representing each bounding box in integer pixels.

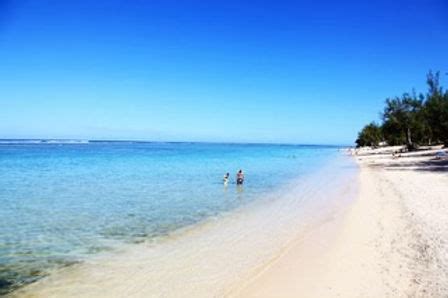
[{"left": 0, "top": 0, "right": 447, "bottom": 145}]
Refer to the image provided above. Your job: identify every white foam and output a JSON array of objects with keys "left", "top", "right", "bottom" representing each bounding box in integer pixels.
[{"left": 0, "top": 139, "right": 90, "bottom": 144}]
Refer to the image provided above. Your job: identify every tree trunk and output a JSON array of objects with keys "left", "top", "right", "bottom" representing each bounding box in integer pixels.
[{"left": 406, "top": 127, "right": 413, "bottom": 150}]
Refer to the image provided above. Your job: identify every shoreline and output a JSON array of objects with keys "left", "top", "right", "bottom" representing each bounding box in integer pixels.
[
  {"left": 10, "top": 148, "right": 448, "bottom": 297},
  {"left": 11, "top": 154, "right": 358, "bottom": 297},
  {"left": 235, "top": 147, "right": 448, "bottom": 297}
]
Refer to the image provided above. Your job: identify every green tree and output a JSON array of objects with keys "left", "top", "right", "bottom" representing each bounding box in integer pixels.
[
  {"left": 355, "top": 122, "right": 382, "bottom": 147},
  {"left": 357, "top": 71, "right": 448, "bottom": 148},
  {"left": 382, "top": 93, "right": 424, "bottom": 149},
  {"left": 423, "top": 71, "right": 448, "bottom": 145}
]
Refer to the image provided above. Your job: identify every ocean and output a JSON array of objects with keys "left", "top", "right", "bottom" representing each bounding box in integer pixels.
[{"left": 0, "top": 141, "right": 355, "bottom": 295}]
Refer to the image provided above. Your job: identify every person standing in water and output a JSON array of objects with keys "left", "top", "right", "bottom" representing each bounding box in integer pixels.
[
  {"left": 236, "top": 169, "right": 244, "bottom": 185},
  {"left": 223, "top": 172, "right": 230, "bottom": 185}
]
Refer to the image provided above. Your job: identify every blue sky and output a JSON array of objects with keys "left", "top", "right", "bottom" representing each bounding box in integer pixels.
[{"left": 0, "top": 0, "right": 447, "bottom": 145}]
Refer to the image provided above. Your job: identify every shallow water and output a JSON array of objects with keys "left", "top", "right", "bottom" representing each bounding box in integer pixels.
[{"left": 0, "top": 141, "right": 343, "bottom": 294}]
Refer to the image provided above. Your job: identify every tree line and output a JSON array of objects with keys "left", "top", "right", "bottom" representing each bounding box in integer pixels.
[{"left": 356, "top": 71, "right": 448, "bottom": 149}]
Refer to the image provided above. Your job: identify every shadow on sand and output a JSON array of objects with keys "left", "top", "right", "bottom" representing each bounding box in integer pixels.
[{"left": 370, "top": 158, "right": 448, "bottom": 173}]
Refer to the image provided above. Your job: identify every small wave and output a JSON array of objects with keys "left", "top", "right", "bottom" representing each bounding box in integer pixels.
[{"left": 0, "top": 139, "right": 90, "bottom": 145}]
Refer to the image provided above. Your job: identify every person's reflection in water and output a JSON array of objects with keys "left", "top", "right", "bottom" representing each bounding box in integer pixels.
[{"left": 236, "top": 183, "right": 244, "bottom": 200}]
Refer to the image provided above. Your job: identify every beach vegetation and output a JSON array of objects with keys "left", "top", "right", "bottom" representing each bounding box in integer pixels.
[
  {"left": 356, "top": 71, "right": 448, "bottom": 148},
  {"left": 424, "top": 71, "right": 448, "bottom": 146},
  {"left": 356, "top": 122, "right": 383, "bottom": 147},
  {"left": 381, "top": 93, "right": 425, "bottom": 149}
]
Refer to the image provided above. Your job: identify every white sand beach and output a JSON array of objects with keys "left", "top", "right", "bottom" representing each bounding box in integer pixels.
[{"left": 236, "top": 147, "right": 448, "bottom": 297}]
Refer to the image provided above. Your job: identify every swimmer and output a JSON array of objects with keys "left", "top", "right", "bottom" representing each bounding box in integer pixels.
[
  {"left": 236, "top": 169, "right": 244, "bottom": 185},
  {"left": 223, "top": 172, "right": 230, "bottom": 184}
]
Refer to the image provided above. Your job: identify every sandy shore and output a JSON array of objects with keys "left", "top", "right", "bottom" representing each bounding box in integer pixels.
[{"left": 235, "top": 147, "right": 448, "bottom": 297}]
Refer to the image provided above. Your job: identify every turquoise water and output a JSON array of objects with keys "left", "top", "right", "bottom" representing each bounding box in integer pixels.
[{"left": 0, "top": 141, "right": 340, "bottom": 294}]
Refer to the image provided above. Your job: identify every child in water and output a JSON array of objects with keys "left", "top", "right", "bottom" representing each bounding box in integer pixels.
[{"left": 223, "top": 172, "right": 230, "bottom": 185}]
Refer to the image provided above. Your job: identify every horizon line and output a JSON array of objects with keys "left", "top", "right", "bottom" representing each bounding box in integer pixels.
[{"left": 0, "top": 138, "right": 351, "bottom": 147}]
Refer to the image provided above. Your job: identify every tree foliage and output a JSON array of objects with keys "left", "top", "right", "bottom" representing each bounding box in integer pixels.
[
  {"left": 356, "top": 71, "right": 448, "bottom": 148},
  {"left": 356, "top": 122, "right": 382, "bottom": 147},
  {"left": 424, "top": 71, "right": 448, "bottom": 145},
  {"left": 381, "top": 93, "right": 424, "bottom": 149}
]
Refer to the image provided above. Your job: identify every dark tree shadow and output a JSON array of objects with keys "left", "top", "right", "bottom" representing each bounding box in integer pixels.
[{"left": 375, "top": 158, "right": 448, "bottom": 172}]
